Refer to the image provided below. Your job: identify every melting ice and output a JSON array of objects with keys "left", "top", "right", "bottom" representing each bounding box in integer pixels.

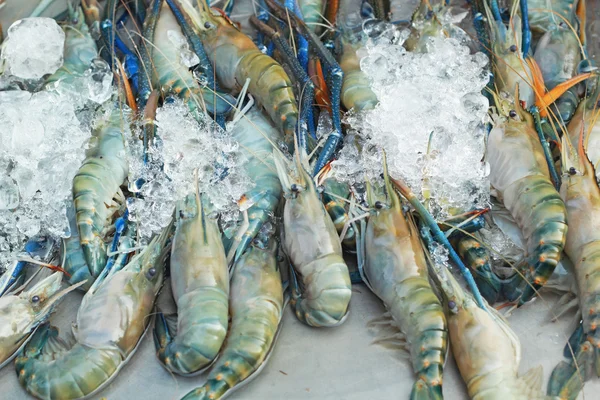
[
  {"left": 333, "top": 27, "right": 490, "bottom": 219},
  {"left": 127, "top": 100, "right": 251, "bottom": 239}
]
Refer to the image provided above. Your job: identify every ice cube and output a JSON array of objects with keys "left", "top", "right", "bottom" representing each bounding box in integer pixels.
[
  {"left": 85, "top": 59, "right": 114, "bottom": 104},
  {"left": 1, "top": 18, "right": 65, "bottom": 80}
]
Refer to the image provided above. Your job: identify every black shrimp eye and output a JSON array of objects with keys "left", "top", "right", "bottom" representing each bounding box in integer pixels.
[
  {"left": 31, "top": 295, "right": 40, "bottom": 303},
  {"left": 448, "top": 300, "right": 456, "bottom": 309},
  {"left": 291, "top": 184, "right": 299, "bottom": 192},
  {"left": 146, "top": 268, "right": 157, "bottom": 279},
  {"left": 509, "top": 110, "right": 517, "bottom": 118},
  {"left": 375, "top": 201, "right": 383, "bottom": 209},
  {"left": 509, "top": 45, "right": 517, "bottom": 52},
  {"left": 204, "top": 21, "right": 214, "bottom": 29},
  {"left": 569, "top": 167, "right": 577, "bottom": 175}
]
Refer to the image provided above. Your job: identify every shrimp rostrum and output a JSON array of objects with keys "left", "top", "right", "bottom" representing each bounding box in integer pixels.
[
  {"left": 274, "top": 150, "right": 352, "bottom": 327},
  {"left": 15, "top": 222, "right": 172, "bottom": 400}
]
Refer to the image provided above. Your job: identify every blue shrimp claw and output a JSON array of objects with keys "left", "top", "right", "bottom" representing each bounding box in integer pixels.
[
  {"left": 100, "top": 20, "right": 142, "bottom": 96},
  {"left": 165, "top": 0, "right": 217, "bottom": 89},
  {"left": 265, "top": 0, "right": 344, "bottom": 174},
  {"left": 519, "top": 0, "right": 531, "bottom": 55}
]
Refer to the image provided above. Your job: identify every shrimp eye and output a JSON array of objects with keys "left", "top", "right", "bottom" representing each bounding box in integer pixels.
[
  {"left": 509, "top": 45, "right": 517, "bottom": 52},
  {"left": 448, "top": 300, "right": 456, "bottom": 309},
  {"left": 146, "top": 268, "right": 157, "bottom": 279},
  {"left": 31, "top": 295, "right": 40, "bottom": 303},
  {"left": 569, "top": 167, "right": 577, "bottom": 175},
  {"left": 509, "top": 110, "right": 517, "bottom": 118},
  {"left": 204, "top": 21, "right": 215, "bottom": 29},
  {"left": 374, "top": 201, "right": 383, "bottom": 209},
  {"left": 291, "top": 184, "right": 299, "bottom": 192}
]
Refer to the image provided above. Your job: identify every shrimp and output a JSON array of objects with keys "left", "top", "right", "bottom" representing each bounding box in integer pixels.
[
  {"left": 361, "top": 168, "right": 447, "bottom": 400},
  {"left": 181, "top": 226, "right": 284, "bottom": 400},
  {"left": 0, "top": 272, "right": 81, "bottom": 370},
  {"left": 485, "top": 91, "right": 568, "bottom": 305},
  {"left": 146, "top": 0, "right": 233, "bottom": 118},
  {"left": 274, "top": 150, "right": 351, "bottom": 327},
  {"left": 546, "top": 105, "right": 600, "bottom": 400},
  {"left": 434, "top": 265, "right": 553, "bottom": 399},
  {"left": 226, "top": 106, "right": 283, "bottom": 262},
  {"left": 72, "top": 102, "right": 129, "bottom": 281},
  {"left": 15, "top": 221, "right": 173, "bottom": 400},
  {"left": 154, "top": 190, "right": 229, "bottom": 376},
  {"left": 175, "top": 0, "right": 299, "bottom": 146}
]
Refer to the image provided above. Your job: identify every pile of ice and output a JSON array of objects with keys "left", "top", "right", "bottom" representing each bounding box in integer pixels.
[
  {"left": 0, "top": 18, "right": 65, "bottom": 80},
  {"left": 127, "top": 100, "right": 251, "bottom": 239},
  {"left": 0, "top": 17, "right": 112, "bottom": 271},
  {"left": 332, "top": 26, "right": 490, "bottom": 218},
  {"left": 0, "top": 90, "right": 90, "bottom": 268}
]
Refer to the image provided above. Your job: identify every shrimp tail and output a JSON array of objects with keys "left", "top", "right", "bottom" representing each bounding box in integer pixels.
[
  {"left": 16, "top": 324, "right": 122, "bottom": 400},
  {"left": 548, "top": 315, "right": 600, "bottom": 399},
  {"left": 410, "top": 379, "right": 443, "bottom": 400},
  {"left": 548, "top": 324, "right": 597, "bottom": 400},
  {"left": 455, "top": 236, "right": 503, "bottom": 304}
]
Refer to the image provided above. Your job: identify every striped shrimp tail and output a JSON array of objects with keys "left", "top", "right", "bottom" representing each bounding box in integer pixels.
[
  {"left": 290, "top": 254, "right": 352, "bottom": 327},
  {"left": 154, "top": 288, "right": 229, "bottom": 376},
  {"left": 547, "top": 326, "right": 599, "bottom": 400},
  {"left": 411, "top": 377, "right": 443, "bottom": 400},
  {"left": 16, "top": 324, "right": 122, "bottom": 400},
  {"left": 503, "top": 177, "right": 568, "bottom": 304},
  {"left": 455, "top": 235, "right": 503, "bottom": 304}
]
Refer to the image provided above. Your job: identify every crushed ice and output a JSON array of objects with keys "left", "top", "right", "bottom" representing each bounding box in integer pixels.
[
  {"left": 127, "top": 100, "right": 251, "bottom": 239},
  {"left": 0, "top": 90, "right": 90, "bottom": 269},
  {"left": 0, "top": 17, "right": 113, "bottom": 270},
  {"left": 332, "top": 25, "right": 490, "bottom": 219}
]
